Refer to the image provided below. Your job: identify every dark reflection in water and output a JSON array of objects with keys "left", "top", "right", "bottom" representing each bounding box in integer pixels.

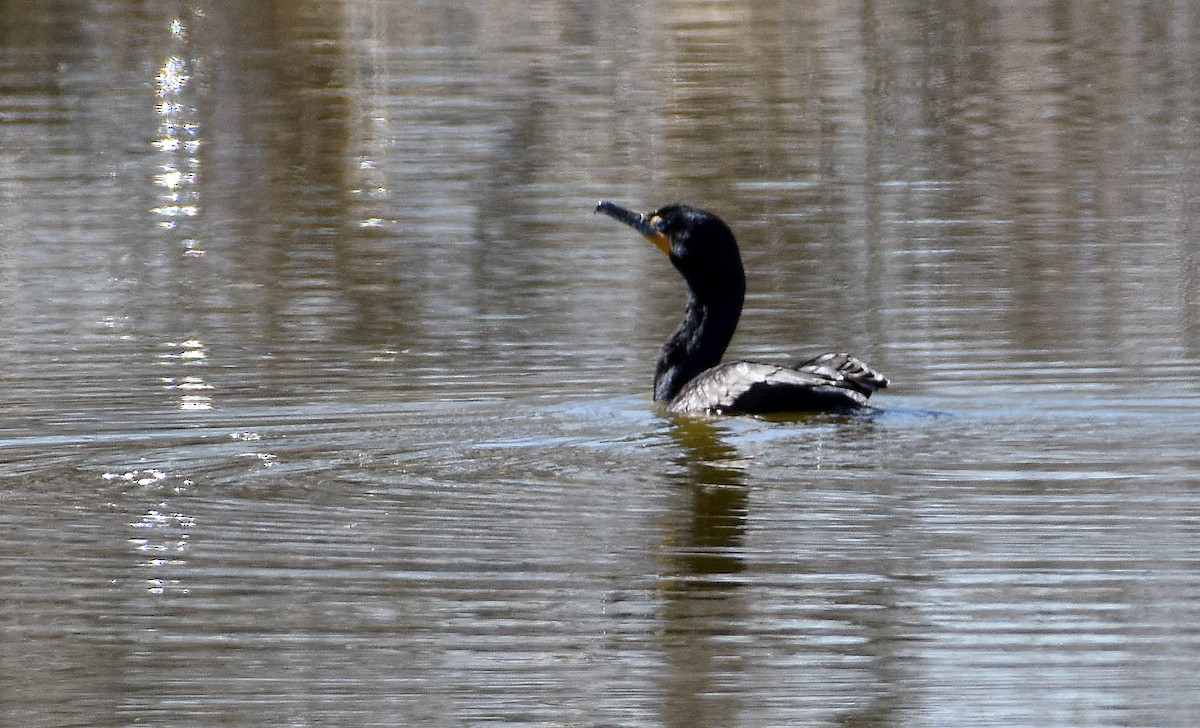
[
  {"left": 665, "top": 418, "right": 748, "bottom": 580},
  {"left": 657, "top": 418, "right": 749, "bottom": 728},
  {"left": 3, "top": 1, "right": 1200, "bottom": 726}
]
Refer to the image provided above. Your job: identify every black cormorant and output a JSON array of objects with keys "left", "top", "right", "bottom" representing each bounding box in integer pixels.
[{"left": 596, "top": 201, "right": 888, "bottom": 415}]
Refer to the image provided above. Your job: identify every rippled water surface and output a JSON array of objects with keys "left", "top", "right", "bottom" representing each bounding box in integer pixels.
[{"left": 3, "top": 2, "right": 1200, "bottom": 726}]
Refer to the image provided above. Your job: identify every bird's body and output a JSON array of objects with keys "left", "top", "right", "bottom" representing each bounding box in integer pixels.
[
  {"left": 670, "top": 354, "right": 887, "bottom": 415},
  {"left": 596, "top": 201, "right": 888, "bottom": 415}
]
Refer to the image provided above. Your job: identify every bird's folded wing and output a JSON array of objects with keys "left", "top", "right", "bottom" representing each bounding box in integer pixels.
[{"left": 669, "top": 361, "right": 870, "bottom": 414}]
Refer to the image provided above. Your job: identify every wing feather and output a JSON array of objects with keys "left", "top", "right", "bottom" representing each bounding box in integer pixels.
[{"left": 669, "top": 353, "right": 887, "bottom": 415}]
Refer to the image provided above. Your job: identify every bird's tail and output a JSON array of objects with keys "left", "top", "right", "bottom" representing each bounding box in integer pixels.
[{"left": 797, "top": 352, "right": 889, "bottom": 396}]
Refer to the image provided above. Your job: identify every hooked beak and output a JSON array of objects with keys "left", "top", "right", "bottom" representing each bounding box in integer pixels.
[{"left": 596, "top": 201, "right": 671, "bottom": 256}]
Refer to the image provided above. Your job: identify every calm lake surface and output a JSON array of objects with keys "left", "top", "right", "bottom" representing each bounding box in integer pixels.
[{"left": 3, "top": 2, "right": 1200, "bottom": 726}]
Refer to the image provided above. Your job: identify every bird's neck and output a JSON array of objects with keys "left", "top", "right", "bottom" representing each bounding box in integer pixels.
[{"left": 653, "top": 291, "right": 742, "bottom": 402}]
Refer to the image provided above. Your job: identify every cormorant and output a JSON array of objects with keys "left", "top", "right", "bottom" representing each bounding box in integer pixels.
[{"left": 596, "top": 201, "right": 888, "bottom": 415}]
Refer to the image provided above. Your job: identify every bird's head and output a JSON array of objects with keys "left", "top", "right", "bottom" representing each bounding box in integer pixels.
[{"left": 596, "top": 201, "right": 744, "bottom": 301}]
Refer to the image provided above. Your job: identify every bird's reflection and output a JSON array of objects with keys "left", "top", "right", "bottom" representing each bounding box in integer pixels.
[
  {"left": 661, "top": 416, "right": 748, "bottom": 583},
  {"left": 653, "top": 416, "right": 909, "bottom": 728},
  {"left": 656, "top": 416, "right": 750, "bottom": 728}
]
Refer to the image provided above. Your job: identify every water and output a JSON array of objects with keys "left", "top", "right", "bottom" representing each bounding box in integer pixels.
[{"left": 2, "top": 2, "right": 1199, "bottom": 726}]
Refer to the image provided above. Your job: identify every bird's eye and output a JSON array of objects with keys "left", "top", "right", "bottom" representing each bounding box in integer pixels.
[{"left": 653, "top": 217, "right": 667, "bottom": 233}]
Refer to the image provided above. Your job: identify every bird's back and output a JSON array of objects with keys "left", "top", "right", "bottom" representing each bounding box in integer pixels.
[{"left": 668, "top": 353, "right": 888, "bottom": 415}]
